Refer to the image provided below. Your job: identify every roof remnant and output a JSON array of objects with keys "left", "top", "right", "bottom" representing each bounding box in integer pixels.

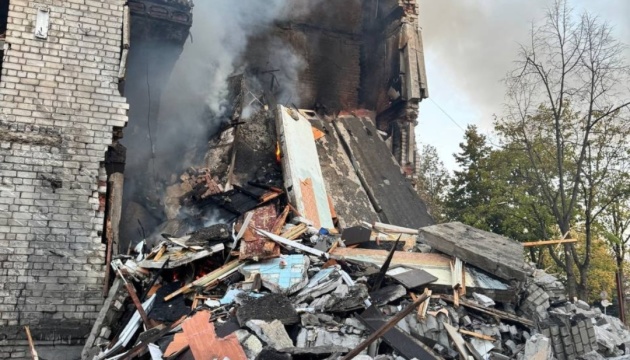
[
  {"left": 334, "top": 115, "right": 434, "bottom": 228},
  {"left": 182, "top": 310, "right": 247, "bottom": 360}
]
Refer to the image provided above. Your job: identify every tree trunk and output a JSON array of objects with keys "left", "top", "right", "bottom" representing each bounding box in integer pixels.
[
  {"left": 577, "top": 267, "right": 589, "bottom": 301},
  {"left": 617, "top": 253, "right": 626, "bottom": 324},
  {"left": 564, "top": 243, "right": 578, "bottom": 299}
]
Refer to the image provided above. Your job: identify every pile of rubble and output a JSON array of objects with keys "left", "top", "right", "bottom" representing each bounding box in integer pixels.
[
  {"left": 81, "top": 100, "right": 630, "bottom": 359},
  {"left": 81, "top": 217, "right": 630, "bottom": 360}
]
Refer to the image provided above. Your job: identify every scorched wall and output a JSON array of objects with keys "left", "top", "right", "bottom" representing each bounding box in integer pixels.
[{"left": 0, "top": 0, "right": 128, "bottom": 357}]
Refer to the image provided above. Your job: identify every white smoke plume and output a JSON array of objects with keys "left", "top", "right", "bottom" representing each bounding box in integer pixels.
[{"left": 418, "top": 0, "right": 630, "bottom": 126}]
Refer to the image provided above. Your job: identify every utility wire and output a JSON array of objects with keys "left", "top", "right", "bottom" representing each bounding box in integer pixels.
[
  {"left": 429, "top": 97, "right": 466, "bottom": 132},
  {"left": 427, "top": 97, "right": 502, "bottom": 148}
]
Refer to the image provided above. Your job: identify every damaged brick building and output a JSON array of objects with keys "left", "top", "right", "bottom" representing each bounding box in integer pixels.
[{"left": 0, "top": 0, "right": 429, "bottom": 358}]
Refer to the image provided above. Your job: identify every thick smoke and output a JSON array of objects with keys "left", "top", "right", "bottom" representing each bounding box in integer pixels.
[
  {"left": 119, "top": 0, "right": 321, "bottom": 247},
  {"left": 180, "top": 0, "right": 319, "bottom": 117},
  {"left": 417, "top": 0, "right": 630, "bottom": 126}
]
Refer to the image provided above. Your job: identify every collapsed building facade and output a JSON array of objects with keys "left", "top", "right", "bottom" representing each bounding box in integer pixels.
[
  {"left": 0, "top": 0, "right": 431, "bottom": 357},
  {"left": 5, "top": 1, "right": 630, "bottom": 360}
]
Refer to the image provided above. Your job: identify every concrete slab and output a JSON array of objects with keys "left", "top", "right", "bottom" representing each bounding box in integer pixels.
[{"left": 418, "top": 222, "right": 528, "bottom": 282}]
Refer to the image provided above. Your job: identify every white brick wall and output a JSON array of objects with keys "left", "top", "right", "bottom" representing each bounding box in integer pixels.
[{"left": 0, "top": 0, "right": 128, "bottom": 357}]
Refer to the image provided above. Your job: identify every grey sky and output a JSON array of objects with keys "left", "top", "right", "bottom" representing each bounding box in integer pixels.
[{"left": 416, "top": 0, "right": 630, "bottom": 170}]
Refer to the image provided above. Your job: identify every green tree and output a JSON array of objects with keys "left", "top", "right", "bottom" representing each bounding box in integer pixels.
[
  {"left": 446, "top": 127, "right": 556, "bottom": 265},
  {"left": 416, "top": 144, "right": 450, "bottom": 222},
  {"left": 502, "top": 0, "right": 630, "bottom": 299},
  {"left": 445, "top": 125, "right": 492, "bottom": 228}
]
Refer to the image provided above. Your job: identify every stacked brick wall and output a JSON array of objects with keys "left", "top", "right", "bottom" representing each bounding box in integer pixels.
[{"left": 0, "top": 0, "right": 128, "bottom": 357}]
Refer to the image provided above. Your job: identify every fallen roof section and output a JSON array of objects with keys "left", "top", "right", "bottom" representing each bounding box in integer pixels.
[
  {"left": 333, "top": 115, "right": 434, "bottom": 229},
  {"left": 309, "top": 114, "right": 379, "bottom": 228},
  {"left": 418, "top": 222, "right": 529, "bottom": 282}
]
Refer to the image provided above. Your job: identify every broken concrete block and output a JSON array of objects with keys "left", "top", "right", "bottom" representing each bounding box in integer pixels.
[
  {"left": 577, "top": 350, "right": 606, "bottom": 359},
  {"left": 246, "top": 320, "right": 293, "bottom": 351},
  {"left": 234, "top": 330, "right": 263, "bottom": 359},
  {"left": 239, "top": 254, "right": 310, "bottom": 294},
  {"left": 309, "top": 283, "right": 369, "bottom": 312},
  {"left": 295, "top": 327, "right": 362, "bottom": 351},
  {"left": 99, "top": 327, "right": 111, "bottom": 339},
  {"left": 505, "top": 339, "right": 518, "bottom": 354},
  {"left": 576, "top": 300, "right": 591, "bottom": 311},
  {"left": 470, "top": 338, "right": 495, "bottom": 357},
  {"left": 523, "top": 334, "right": 553, "bottom": 360},
  {"left": 473, "top": 292, "right": 496, "bottom": 307},
  {"left": 345, "top": 317, "right": 367, "bottom": 331},
  {"left": 418, "top": 222, "right": 528, "bottom": 281}
]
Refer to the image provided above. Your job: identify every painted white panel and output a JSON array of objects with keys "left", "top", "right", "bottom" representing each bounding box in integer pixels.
[{"left": 276, "top": 105, "right": 333, "bottom": 229}]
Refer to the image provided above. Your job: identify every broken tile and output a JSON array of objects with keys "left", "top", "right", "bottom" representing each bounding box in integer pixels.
[
  {"left": 182, "top": 310, "right": 247, "bottom": 360},
  {"left": 239, "top": 254, "right": 310, "bottom": 294},
  {"left": 386, "top": 266, "right": 438, "bottom": 289}
]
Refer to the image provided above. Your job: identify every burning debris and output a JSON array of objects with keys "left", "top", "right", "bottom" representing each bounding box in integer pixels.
[{"left": 82, "top": 97, "right": 630, "bottom": 360}]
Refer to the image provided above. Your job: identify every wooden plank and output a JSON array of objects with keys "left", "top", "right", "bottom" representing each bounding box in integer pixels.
[
  {"left": 24, "top": 326, "right": 39, "bottom": 360},
  {"left": 182, "top": 310, "right": 246, "bottom": 360},
  {"left": 271, "top": 205, "right": 290, "bottom": 235},
  {"left": 280, "top": 223, "right": 308, "bottom": 240},
  {"left": 522, "top": 239, "right": 577, "bottom": 247},
  {"left": 444, "top": 322, "right": 470, "bottom": 360},
  {"left": 459, "top": 329, "right": 496, "bottom": 342},
  {"left": 419, "top": 288, "right": 432, "bottom": 319},
  {"left": 371, "top": 221, "right": 419, "bottom": 235},
  {"left": 441, "top": 294, "right": 534, "bottom": 327},
  {"left": 165, "top": 260, "right": 240, "bottom": 301}
]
